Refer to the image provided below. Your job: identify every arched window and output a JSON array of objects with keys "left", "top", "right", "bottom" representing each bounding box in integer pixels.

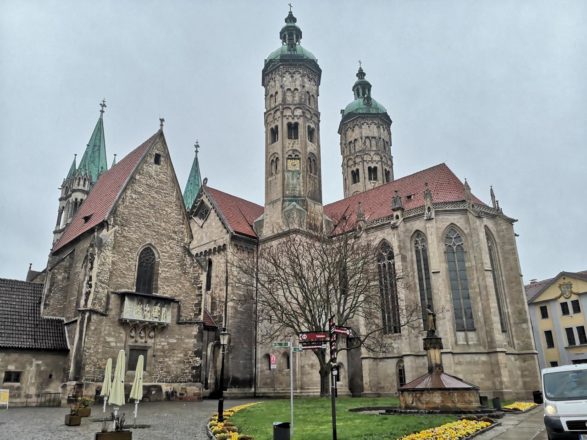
[
  {"left": 414, "top": 232, "right": 434, "bottom": 329},
  {"left": 397, "top": 360, "right": 406, "bottom": 388},
  {"left": 377, "top": 242, "right": 401, "bottom": 334},
  {"left": 270, "top": 126, "right": 278, "bottom": 143},
  {"left": 136, "top": 247, "right": 157, "bottom": 294},
  {"left": 385, "top": 169, "right": 391, "bottom": 183},
  {"left": 486, "top": 229, "right": 508, "bottom": 333},
  {"left": 444, "top": 227, "right": 474, "bottom": 331},
  {"left": 368, "top": 166, "right": 378, "bottom": 181},
  {"left": 206, "top": 258, "right": 213, "bottom": 291},
  {"left": 351, "top": 169, "right": 360, "bottom": 184},
  {"left": 270, "top": 154, "right": 280, "bottom": 176},
  {"left": 308, "top": 153, "right": 317, "bottom": 175},
  {"left": 307, "top": 126, "right": 315, "bottom": 143},
  {"left": 287, "top": 122, "right": 299, "bottom": 140}
]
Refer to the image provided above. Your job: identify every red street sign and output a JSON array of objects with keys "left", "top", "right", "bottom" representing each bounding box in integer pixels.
[
  {"left": 301, "top": 343, "right": 327, "bottom": 350},
  {"left": 334, "top": 326, "right": 352, "bottom": 336},
  {"left": 299, "top": 331, "right": 329, "bottom": 342}
]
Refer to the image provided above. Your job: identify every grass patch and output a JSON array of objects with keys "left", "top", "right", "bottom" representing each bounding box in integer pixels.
[{"left": 229, "top": 397, "right": 457, "bottom": 440}]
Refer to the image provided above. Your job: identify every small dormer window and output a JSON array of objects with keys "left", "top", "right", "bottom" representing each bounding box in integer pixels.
[
  {"left": 154, "top": 154, "right": 162, "bottom": 165},
  {"left": 82, "top": 214, "right": 93, "bottom": 223}
]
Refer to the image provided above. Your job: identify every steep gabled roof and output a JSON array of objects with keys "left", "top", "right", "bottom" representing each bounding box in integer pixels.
[
  {"left": 0, "top": 278, "right": 68, "bottom": 351},
  {"left": 205, "top": 186, "right": 264, "bottom": 239},
  {"left": 53, "top": 131, "right": 161, "bottom": 253},
  {"left": 324, "top": 163, "right": 484, "bottom": 232},
  {"left": 525, "top": 270, "right": 587, "bottom": 303}
]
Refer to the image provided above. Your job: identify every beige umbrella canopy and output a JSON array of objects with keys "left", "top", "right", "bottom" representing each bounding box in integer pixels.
[
  {"left": 129, "top": 355, "right": 144, "bottom": 426},
  {"left": 109, "top": 350, "right": 126, "bottom": 430},
  {"left": 99, "top": 358, "right": 112, "bottom": 413},
  {"left": 109, "top": 350, "right": 126, "bottom": 407}
]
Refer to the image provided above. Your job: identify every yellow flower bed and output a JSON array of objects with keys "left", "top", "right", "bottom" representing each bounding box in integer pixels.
[
  {"left": 503, "top": 401, "right": 537, "bottom": 412},
  {"left": 209, "top": 402, "right": 260, "bottom": 440},
  {"left": 399, "top": 419, "right": 492, "bottom": 440}
]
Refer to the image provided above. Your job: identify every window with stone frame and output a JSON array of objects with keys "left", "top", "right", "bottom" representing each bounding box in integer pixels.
[
  {"left": 376, "top": 241, "right": 401, "bottom": 334},
  {"left": 270, "top": 126, "right": 279, "bottom": 144},
  {"left": 544, "top": 330, "right": 555, "bottom": 348},
  {"left": 486, "top": 230, "right": 508, "bottom": 333},
  {"left": 308, "top": 153, "right": 318, "bottom": 175},
  {"left": 307, "top": 126, "right": 315, "bottom": 143},
  {"left": 414, "top": 232, "right": 434, "bottom": 329},
  {"left": 128, "top": 348, "right": 148, "bottom": 371},
  {"left": 577, "top": 326, "right": 587, "bottom": 345},
  {"left": 566, "top": 327, "right": 576, "bottom": 346},
  {"left": 3, "top": 371, "right": 21, "bottom": 383},
  {"left": 368, "top": 166, "right": 378, "bottom": 181},
  {"left": 135, "top": 247, "right": 157, "bottom": 294},
  {"left": 397, "top": 360, "right": 406, "bottom": 388},
  {"left": 287, "top": 122, "right": 299, "bottom": 140},
  {"left": 444, "top": 227, "right": 475, "bottom": 332}
]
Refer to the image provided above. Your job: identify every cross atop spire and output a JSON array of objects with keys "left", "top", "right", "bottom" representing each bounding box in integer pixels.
[
  {"left": 358, "top": 60, "right": 362, "bottom": 68},
  {"left": 194, "top": 140, "right": 200, "bottom": 156},
  {"left": 159, "top": 118, "right": 165, "bottom": 130},
  {"left": 288, "top": 2, "right": 293, "bottom": 12},
  {"left": 99, "top": 99, "right": 107, "bottom": 116}
]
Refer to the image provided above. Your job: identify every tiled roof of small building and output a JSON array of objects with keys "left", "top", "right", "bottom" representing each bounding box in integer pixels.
[
  {"left": 0, "top": 278, "right": 68, "bottom": 351},
  {"left": 205, "top": 187, "right": 264, "bottom": 239},
  {"left": 53, "top": 131, "right": 161, "bottom": 253},
  {"left": 324, "top": 163, "right": 484, "bottom": 233}
]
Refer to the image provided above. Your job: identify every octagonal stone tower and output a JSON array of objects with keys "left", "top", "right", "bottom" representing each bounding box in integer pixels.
[
  {"left": 257, "top": 9, "right": 325, "bottom": 237},
  {"left": 339, "top": 67, "right": 393, "bottom": 197}
]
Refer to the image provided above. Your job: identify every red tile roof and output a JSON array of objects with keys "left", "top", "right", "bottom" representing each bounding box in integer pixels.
[
  {"left": 52, "top": 131, "right": 160, "bottom": 253},
  {"left": 205, "top": 186, "right": 264, "bottom": 238},
  {"left": 324, "top": 163, "right": 484, "bottom": 232}
]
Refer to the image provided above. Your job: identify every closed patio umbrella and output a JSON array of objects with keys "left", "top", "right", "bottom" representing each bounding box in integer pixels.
[
  {"left": 109, "top": 350, "right": 126, "bottom": 429},
  {"left": 129, "top": 355, "right": 144, "bottom": 426},
  {"left": 100, "top": 358, "right": 113, "bottom": 413}
]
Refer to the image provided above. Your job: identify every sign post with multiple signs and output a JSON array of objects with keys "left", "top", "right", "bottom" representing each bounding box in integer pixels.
[{"left": 328, "top": 317, "right": 338, "bottom": 440}]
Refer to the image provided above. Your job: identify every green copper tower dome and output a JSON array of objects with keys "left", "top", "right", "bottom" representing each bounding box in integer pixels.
[
  {"left": 263, "top": 9, "right": 321, "bottom": 78},
  {"left": 340, "top": 66, "right": 390, "bottom": 125}
]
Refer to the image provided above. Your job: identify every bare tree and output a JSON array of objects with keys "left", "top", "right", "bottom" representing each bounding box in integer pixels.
[{"left": 234, "top": 227, "right": 424, "bottom": 396}]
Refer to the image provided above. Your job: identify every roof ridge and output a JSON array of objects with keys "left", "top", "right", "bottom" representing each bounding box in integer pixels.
[{"left": 206, "top": 186, "right": 263, "bottom": 209}]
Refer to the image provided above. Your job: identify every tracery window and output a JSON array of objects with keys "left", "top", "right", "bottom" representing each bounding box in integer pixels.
[
  {"left": 136, "top": 247, "right": 157, "bottom": 294},
  {"left": 444, "top": 227, "right": 474, "bottom": 331},
  {"left": 414, "top": 232, "right": 434, "bottom": 328},
  {"left": 486, "top": 229, "right": 508, "bottom": 333},
  {"left": 377, "top": 242, "right": 401, "bottom": 334}
]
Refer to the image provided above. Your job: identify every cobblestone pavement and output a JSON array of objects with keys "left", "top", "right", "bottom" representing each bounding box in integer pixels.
[
  {"left": 0, "top": 399, "right": 255, "bottom": 440},
  {"left": 475, "top": 406, "right": 547, "bottom": 440}
]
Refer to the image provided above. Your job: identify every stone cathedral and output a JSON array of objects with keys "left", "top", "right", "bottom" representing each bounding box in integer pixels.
[{"left": 1, "top": 10, "right": 540, "bottom": 406}]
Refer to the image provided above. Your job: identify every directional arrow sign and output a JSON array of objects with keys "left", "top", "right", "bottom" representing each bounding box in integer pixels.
[{"left": 273, "top": 342, "right": 291, "bottom": 348}]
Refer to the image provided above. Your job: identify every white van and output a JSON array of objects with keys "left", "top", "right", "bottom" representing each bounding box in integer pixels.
[{"left": 542, "top": 364, "right": 587, "bottom": 440}]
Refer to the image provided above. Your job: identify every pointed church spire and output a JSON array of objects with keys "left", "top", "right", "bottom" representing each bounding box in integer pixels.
[
  {"left": 183, "top": 141, "right": 203, "bottom": 209},
  {"left": 77, "top": 100, "right": 108, "bottom": 184},
  {"left": 66, "top": 154, "right": 77, "bottom": 180}
]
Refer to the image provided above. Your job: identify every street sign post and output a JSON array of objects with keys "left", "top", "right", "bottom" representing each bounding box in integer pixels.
[
  {"left": 272, "top": 341, "right": 291, "bottom": 348},
  {"left": 270, "top": 353, "right": 277, "bottom": 370},
  {"left": 328, "top": 316, "right": 337, "bottom": 440},
  {"left": 272, "top": 340, "right": 295, "bottom": 436}
]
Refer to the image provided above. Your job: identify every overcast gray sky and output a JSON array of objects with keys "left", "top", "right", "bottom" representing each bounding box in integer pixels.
[{"left": 1, "top": 0, "right": 585, "bottom": 283}]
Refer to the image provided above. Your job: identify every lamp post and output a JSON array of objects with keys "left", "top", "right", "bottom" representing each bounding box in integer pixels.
[{"left": 217, "top": 327, "right": 230, "bottom": 422}]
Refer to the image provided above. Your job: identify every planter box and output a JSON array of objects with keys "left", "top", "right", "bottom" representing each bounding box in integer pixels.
[
  {"left": 95, "top": 431, "right": 132, "bottom": 440},
  {"left": 65, "top": 414, "right": 82, "bottom": 426},
  {"left": 77, "top": 407, "right": 92, "bottom": 417}
]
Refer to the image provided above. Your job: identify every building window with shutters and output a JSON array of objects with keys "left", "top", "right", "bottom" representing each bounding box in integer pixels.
[
  {"left": 135, "top": 246, "right": 158, "bottom": 294},
  {"left": 377, "top": 241, "right": 401, "bottom": 334},
  {"left": 444, "top": 227, "right": 475, "bottom": 332}
]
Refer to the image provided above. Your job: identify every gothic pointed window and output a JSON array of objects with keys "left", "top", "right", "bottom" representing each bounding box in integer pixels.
[
  {"left": 368, "top": 166, "right": 378, "bottom": 181},
  {"left": 486, "top": 229, "right": 508, "bottom": 333},
  {"left": 136, "top": 247, "right": 157, "bottom": 294},
  {"left": 444, "top": 227, "right": 475, "bottom": 331},
  {"left": 377, "top": 241, "right": 401, "bottom": 334},
  {"left": 206, "top": 258, "right": 213, "bottom": 291},
  {"left": 414, "top": 232, "right": 434, "bottom": 329}
]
